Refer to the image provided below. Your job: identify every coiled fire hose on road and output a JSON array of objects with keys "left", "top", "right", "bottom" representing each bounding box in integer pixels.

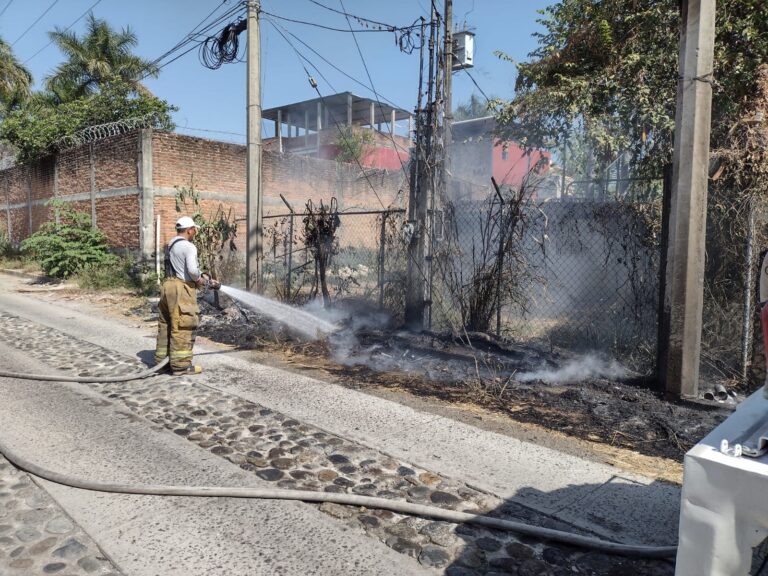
[{"left": 0, "top": 362, "right": 677, "bottom": 559}]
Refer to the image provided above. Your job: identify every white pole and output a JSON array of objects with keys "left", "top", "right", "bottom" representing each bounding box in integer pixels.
[{"left": 155, "top": 214, "right": 161, "bottom": 281}]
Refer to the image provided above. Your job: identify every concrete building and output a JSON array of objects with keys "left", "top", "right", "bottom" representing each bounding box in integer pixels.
[
  {"left": 262, "top": 92, "right": 412, "bottom": 170},
  {"left": 450, "top": 116, "right": 552, "bottom": 201}
]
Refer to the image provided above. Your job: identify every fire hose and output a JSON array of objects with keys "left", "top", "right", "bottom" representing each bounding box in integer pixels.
[{"left": 0, "top": 363, "right": 678, "bottom": 559}]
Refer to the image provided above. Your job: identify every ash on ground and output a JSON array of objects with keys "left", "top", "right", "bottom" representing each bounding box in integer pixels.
[{"left": 196, "top": 293, "right": 729, "bottom": 462}]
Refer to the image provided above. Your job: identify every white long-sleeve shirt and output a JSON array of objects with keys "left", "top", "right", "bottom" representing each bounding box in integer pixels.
[{"left": 168, "top": 237, "right": 201, "bottom": 283}]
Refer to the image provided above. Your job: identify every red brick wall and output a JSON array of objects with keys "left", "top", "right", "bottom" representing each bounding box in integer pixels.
[
  {"left": 56, "top": 143, "right": 92, "bottom": 197},
  {"left": 93, "top": 133, "right": 139, "bottom": 191},
  {"left": 0, "top": 132, "right": 141, "bottom": 248},
  {"left": 95, "top": 196, "right": 140, "bottom": 249},
  {"left": 56, "top": 132, "right": 139, "bottom": 197},
  {"left": 152, "top": 132, "right": 246, "bottom": 194},
  {"left": 1, "top": 130, "right": 404, "bottom": 253}
]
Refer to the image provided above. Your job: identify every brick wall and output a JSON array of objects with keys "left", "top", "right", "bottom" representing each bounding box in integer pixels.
[
  {"left": 151, "top": 132, "right": 405, "bottom": 252},
  {"left": 0, "top": 131, "right": 141, "bottom": 248},
  {"left": 1, "top": 129, "right": 404, "bottom": 257}
]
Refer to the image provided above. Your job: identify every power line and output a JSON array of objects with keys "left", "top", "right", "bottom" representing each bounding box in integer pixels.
[
  {"left": 265, "top": 18, "right": 388, "bottom": 209},
  {"left": 23, "top": 0, "right": 104, "bottom": 64},
  {"left": 140, "top": 3, "right": 245, "bottom": 79},
  {"left": 147, "top": 2, "right": 243, "bottom": 67},
  {"left": 0, "top": 0, "right": 14, "bottom": 20},
  {"left": 11, "top": 0, "right": 60, "bottom": 47},
  {"left": 260, "top": 10, "right": 419, "bottom": 34},
  {"left": 148, "top": 0, "right": 234, "bottom": 66},
  {"left": 265, "top": 17, "right": 456, "bottom": 327},
  {"left": 462, "top": 67, "right": 490, "bottom": 102},
  {"left": 264, "top": 18, "right": 403, "bottom": 111},
  {"left": 338, "top": 0, "right": 410, "bottom": 181},
  {"left": 306, "top": 0, "right": 400, "bottom": 30}
]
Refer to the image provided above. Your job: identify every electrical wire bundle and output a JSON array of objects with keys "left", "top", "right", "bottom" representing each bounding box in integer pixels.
[{"left": 199, "top": 17, "right": 248, "bottom": 70}]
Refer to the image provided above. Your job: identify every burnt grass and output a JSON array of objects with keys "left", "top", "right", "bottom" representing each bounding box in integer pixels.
[{"left": 195, "top": 296, "right": 730, "bottom": 462}]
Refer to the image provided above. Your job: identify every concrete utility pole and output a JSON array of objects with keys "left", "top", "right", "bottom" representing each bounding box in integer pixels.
[
  {"left": 443, "top": 0, "right": 453, "bottom": 203},
  {"left": 246, "top": 0, "right": 263, "bottom": 293},
  {"left": 405, "top": 9, "right": 437, "bottom": 330},
  {"left": 661, "top": 0, "right": 717, "bottom": 398}
]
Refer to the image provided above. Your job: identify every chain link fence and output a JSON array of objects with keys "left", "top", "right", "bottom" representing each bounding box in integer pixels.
[
  {"left": 260, "top": 209, "right": 407, "bottom": 311},
  {"left": 427, "top": 191, "right": 662, "bottom": 376}
]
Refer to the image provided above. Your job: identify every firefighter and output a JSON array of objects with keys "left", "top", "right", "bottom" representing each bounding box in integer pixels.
[{"left": 155, "top": 216, "right": 212, "bottom": 375}]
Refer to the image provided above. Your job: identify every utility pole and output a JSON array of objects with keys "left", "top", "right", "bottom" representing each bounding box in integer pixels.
[
  {"left": 661, "top": 0, "right": 716, "bottom": 398},
  {"left": 405, "top": 9, "right": 437, "bottom": 329},
  {"left": 443, "top": 0, "right": 453, "bottom": 216},
  {"left": 246, "top": 0, "right": 263, "bottom": 293}
]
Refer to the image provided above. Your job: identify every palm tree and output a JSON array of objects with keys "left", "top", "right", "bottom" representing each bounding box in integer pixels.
[
  {"left": 0, "top": 37, "right": 32, "bottom": 110},
  {"left": 45, "top": 13, "right": 158, "bottom": 101}
]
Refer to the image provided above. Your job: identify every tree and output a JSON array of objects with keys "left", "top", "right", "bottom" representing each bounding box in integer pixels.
[
  {"left": 0, "top": 37, "right": 32, "bottom": 113},
  {"left": 45, "top": 13, "right": 158, "bottom": 102},
  {"left": 453, "top": 93, "right": 490, "bottom": 121},
  {"left": 0, "top": 81, "right": 175, "bottom": 162},
  {"left": 492, "top": 0, "right": 768, "bottom": 179}
]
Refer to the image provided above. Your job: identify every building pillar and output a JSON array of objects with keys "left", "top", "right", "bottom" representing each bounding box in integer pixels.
[
  {"left": 138, "top": 128, "right": 155, "bottom": 262},
  {"left": 370, "top": 101, "right": 375, "bottom": 130},
  {"left": 89, "top": 144, "right": 97, "bottom": 227}
]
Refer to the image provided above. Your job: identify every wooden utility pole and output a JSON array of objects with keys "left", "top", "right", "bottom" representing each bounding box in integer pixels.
[
  {"left": 661, "top": 0, "right": 716, "bottom": 398},
  {"left": 246, "top": 0, "right": 263, "bottom": 293}
]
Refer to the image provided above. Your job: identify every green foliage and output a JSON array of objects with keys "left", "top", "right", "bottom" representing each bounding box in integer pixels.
[
  {"left": 0, "top": 37, "right": 32, "bottom": 114},
  {"left": 46, "top": 13, "right": 158, "bottom": 101},
  {"left": 334, "top": 125, "right": 375, "bottom": 164},
  {"left": 21, "top": 201, "right": 117, "bottom": 278},
  {"left": 74, "top": 254, "right": 161, "bottom": 295},
  {"left": 0, "top": 82, "right": 175, "bottom": 162},
  {"left": 174, "top": 179, "right": 238, "bottom": 281},
  {"left": 493, "top": 0, "right": 768, "bottom": 178},
  {"left": 75, "top": 258, "right": 131, "bottom": 290},
  {"left": 0, "top": 230, "right": 13, "bottom": 258}
]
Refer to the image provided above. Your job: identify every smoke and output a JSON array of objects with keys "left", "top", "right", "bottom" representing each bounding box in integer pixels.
[
  {"left": 303, "top": 300, "right": 459, "bottom": 379},
  {"left": 515, "top": 355, "right": 629, "bottom": 384},
  {"left": 219, "top": 286, "right": 339, "bottom": 340}
]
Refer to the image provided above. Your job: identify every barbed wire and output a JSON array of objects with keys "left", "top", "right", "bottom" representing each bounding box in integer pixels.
[{"left": 56, "top": 113, "right": 165, "bottom": 149}]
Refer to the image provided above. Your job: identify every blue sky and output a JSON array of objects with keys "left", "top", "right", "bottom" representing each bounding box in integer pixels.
[{"left": 1, "top": 0, "right": 553, "bottom": 143}]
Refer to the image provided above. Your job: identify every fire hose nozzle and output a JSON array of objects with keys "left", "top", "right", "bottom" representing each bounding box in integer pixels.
[{"left": 200, "top": 273, "right": 221, "bottom": 291}]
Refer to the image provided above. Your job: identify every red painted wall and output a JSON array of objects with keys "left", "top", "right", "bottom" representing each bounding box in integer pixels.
[{"left": 491, "top": 140, "right": 550, "bottom": 188}]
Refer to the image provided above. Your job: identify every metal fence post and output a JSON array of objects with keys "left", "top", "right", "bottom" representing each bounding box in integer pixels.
[
  {"left": 492, "top": 177, "right": 506, "bottom": 337},
  {"left": 287, "top": 212, "right": 294, "bottom": 299},
  {"left": 280, "top": 194, "right": 295, "bottom": 300},
  {"left": 378, "top": 211, "right": 388, "bottom": 308},
  {"left": 741, "top": 196, "right": 756, "bottom": 384}
]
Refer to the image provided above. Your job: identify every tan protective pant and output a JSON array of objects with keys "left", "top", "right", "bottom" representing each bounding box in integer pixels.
[{"left": 154, "top": 278, "right": 199, "bottom": 372}]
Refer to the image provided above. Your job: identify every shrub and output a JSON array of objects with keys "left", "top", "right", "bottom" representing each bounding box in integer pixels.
[
  {"left": 21, "top": 201, "right": 117, "bottom": 278},
  {"left": 75, "top": 255, "right": 161, "bottom": 295},
  {"left": 75, "top": 258, "right": 131, "bottom": 290},
  {"left": 0, "top": 231, "right": 13, "bottom": 258}
]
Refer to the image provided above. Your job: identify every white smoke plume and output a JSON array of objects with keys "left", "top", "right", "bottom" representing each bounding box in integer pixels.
[{"left": 515, "top": 355, "right": 629, "bottom": 384}]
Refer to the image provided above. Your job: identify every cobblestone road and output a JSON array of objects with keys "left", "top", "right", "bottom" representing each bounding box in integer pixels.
[
  {"left": 0, "top": 311, "right": 674, "bottom": 576},
  {"left": 0, "top": 456, "right": 120, "bottom": 575}
]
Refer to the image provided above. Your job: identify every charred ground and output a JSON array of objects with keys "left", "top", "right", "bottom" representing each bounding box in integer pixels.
[{"left": 194, "top": 295, "right": 729, "bottom": 463}]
